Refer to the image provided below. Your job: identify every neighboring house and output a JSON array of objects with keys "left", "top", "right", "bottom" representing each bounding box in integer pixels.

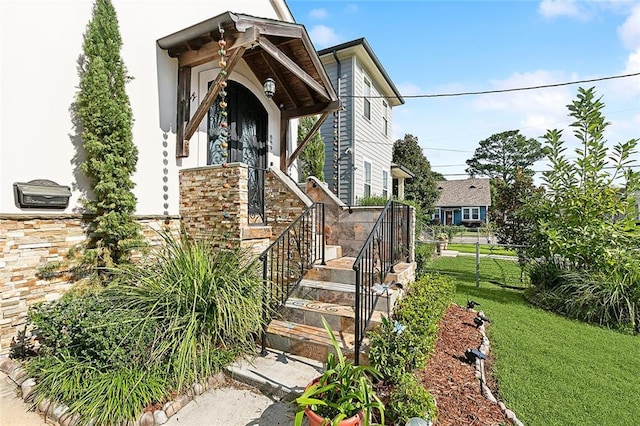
[
  {"left": 434, "top": 178, "right": 491, "bottom": 226},
  {"left": 316, "top": 38, "right": 406, "bottom": 205}
]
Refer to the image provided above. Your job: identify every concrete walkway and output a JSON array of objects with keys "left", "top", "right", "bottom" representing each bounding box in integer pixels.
[{"left": 1, "top": 349, "right": 322, "bottom": 426}]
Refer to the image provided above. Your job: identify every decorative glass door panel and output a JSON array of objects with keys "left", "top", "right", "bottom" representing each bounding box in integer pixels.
[{"left": 208, "top": 81, "right": 267, "bottom": 224}]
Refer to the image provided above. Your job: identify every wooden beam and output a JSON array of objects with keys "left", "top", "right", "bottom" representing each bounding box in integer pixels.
[
  {"left": 175, "top": 66, "right": 191, "bottom": 157},
  {"left": 282, "top": 100, "right": 341, "bottom": 120},
  {"left": 287, "top": 112, "right": 330, "bottom": 168},
  {"left": 183, "top": 45, "right": 247, "bottom": 143},
  {"left": 257, "top": 37, "right": 331, "bottom": 101},
  {"left": 178, "top": 26, "right": 259, "bottom": 68},
  {"left": 280, "top": 116, "right": 288, "bottom": 172}
]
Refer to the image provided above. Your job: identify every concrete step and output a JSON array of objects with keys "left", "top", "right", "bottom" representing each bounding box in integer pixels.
[
  {"left": 293, "top": 279, "right": 400, "bottom": 315},
  {"left": 282, "top": 297, "right": 384, "bottom": 333},
  {"left": 323, "top": 244, "right": 342, "bottom": 261},
  {"left": 306, "top": 257, "right": 357, "bottom": 285},
  {"left": 225, "top": 348, "right": 323, "bottom": 400},
  {"left": 264, "top": 319, "right": 361, "bottom": 364}
]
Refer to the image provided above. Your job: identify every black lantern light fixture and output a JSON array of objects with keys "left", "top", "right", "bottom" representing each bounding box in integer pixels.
[
  {"left": 465, "top": 348, "right": 487, "bottom": 364},
  {"left": 263, "top": 77, "right": 275, "bottom": 99}
]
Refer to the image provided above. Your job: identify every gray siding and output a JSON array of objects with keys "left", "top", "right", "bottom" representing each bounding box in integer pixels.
[
  {"left": 320, "top": 57, "right": 354, "bottom": 204},
  {"left": 318, "top": 52, "right": 396, "bottom": 205},
  {"left": 352, "top": 60, "right": 394, "bottom": 203}
]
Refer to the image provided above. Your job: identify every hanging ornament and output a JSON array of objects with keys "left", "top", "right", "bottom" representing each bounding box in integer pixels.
[{"left": 217, "top": 26, "right": 229, "bottom": 161}]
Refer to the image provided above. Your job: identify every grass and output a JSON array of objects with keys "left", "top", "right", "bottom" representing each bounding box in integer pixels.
[
  {"left": 426, "top": 255, "right": 640, "bottom": 426},
  {"left": 423, "top": 254, "right": 526, "bottom": 288},
  {"left": 446, "top": 243, "right": 517, "bottom": 256}
]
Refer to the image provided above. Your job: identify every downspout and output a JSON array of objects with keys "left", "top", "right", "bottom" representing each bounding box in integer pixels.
[{"left": 333, "top": 49, "right": 342, "bottom": 201}]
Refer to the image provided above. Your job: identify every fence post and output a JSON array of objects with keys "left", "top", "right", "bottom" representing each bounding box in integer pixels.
[{"left": 475, "top": 241, "right": 480, "bottom": 288}]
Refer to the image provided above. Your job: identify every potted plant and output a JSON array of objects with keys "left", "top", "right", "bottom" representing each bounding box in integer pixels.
[{"left": 294, "top": 317, "right": 385, "bottom": 426}]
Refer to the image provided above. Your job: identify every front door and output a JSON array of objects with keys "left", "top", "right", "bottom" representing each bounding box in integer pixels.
[
  {"left": 445, "top": 210, "right": 453, "bottom": 225},
  {"left": 207, "top": 81, "right": 267, "bottom": 224}
]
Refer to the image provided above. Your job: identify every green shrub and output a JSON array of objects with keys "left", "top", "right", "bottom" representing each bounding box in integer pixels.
[
  {"left": 367, "top": 316, "right": 425, "bottom": 382},
  {"left": 108, "top": 231, "right": 262, "bottom": 390},
  {"left": 529, "top": 263, "right": 639, "bottom": 334},
  {"left": 28, "top": 292, "right": 156, "bottom": 368},
  {"left": 415, "top": 243, "right": 435, "bottom": 278},
  {"left": 357, "top": 195, "right": 389, "bottom": 206},
  {"left": 387, "top": 373, "right": 438, "bottom": 425},
  {"left": 369, "top": 273, "right": 454, "bottom": 380}
]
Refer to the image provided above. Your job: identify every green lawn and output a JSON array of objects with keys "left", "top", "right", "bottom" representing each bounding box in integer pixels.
[
  {"left": 447, "top": 243, "right": 517, "bottom": 256},
  {"left": 424, "top": 254, "right": 527, "bottom": 288},
  {"left": 426, "top": 255, "right": 640, "bottom": 426}
]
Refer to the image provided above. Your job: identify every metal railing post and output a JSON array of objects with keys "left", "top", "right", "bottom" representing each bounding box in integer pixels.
[
  {"left": 321, "top": 203, "right": 326, "bottom": 265},
  {"left": 390, "top": 202, "right": 396, "bottom": 273},
  {"left": 354, "top": 265, "right": 361, "bottom": 366},
  {"left": 261, "top": 256, "right": 268, "bottom": 356}
]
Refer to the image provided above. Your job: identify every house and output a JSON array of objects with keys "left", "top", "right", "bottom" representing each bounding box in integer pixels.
[
  {"left": 0, "top": 1, "right": 415, "bottom": 359},
  {"left": 316, "top": 38, "right": 406, "bottom": 205},
  {"left": 433, "top": 178, "right": 491, "bottom": 226}
]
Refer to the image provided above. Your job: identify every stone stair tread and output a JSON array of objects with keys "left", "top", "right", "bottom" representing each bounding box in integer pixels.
[
  {"left": 298, "top": 278, "right": 398, "bottom": 298},
  {"left": 267, "top": 319, "right": 356, "bottom": 348},
  {"left": 322, "top": 256, "right": 356, "bottom": 269},
  {"left": 286, "top": 297, "right": 385, "bottom": 323}
]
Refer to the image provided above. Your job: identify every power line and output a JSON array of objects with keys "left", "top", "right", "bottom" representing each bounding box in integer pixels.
[{"left": 346, "top": 72, "right": 640, "bottom": 99}]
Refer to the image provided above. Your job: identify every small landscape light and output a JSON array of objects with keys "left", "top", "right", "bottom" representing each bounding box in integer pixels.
[
  {"left": 467, "top": 299, "right": 480, "bottom": 310},
  {"left": 406, "top": 417, "right": 432, "bottom": 426},
  {"left": 465, "top": 348, "right": 487, "bottom": 363},
  {"left": 473, "top": 317, "right": 484, "bottom": 328}
]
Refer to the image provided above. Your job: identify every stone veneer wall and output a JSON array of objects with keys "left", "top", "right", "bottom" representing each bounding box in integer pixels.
[
  {"left": 264, "top": 168, "right": 311, "bottom": 242},
  {"left": 0, "top": 215, "right": 180, "bottom": 355}
]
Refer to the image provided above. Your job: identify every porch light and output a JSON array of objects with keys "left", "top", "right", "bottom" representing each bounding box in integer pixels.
[{"left": 263, "top": 77, "right": 275, "bottom": 99}]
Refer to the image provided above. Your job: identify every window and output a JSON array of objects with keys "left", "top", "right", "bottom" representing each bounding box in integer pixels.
[
  {"left": 462, "top": 207, "right": 480, "bottom": 220},
  {"left": 364, "top": 161, "right": 372, "bottom": 197},
  {"left": 434, "top": 208, "right": 441, "bottom": 220},
  {"left": 363, "top": 78, "right": 371, "bottom": 120},
  {"left": 382, "top": 100, "right": 388, "bottom": 135},
  {"left": 382, "top": 170, "right": 388, "bottom": 197}
]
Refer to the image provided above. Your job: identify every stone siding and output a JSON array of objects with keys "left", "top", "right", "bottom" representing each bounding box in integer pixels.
[{"left": 0, "top": 215, "right": 180, "bottom": 355}]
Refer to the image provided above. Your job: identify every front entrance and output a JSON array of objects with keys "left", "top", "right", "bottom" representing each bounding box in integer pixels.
[
  {"left": 445, "top": 210, "right": 453, "bottom": 225},
  {"left": 207, "top": 81, "right": 267, "bottom": 224}
]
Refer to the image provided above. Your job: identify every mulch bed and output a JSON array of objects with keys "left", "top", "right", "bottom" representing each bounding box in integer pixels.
[{"left": 418, "top": 304, "right": 511, "bottom": 425}]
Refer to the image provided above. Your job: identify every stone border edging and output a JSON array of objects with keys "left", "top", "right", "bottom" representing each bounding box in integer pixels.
[
  {"left": 463, "top": 306, "right": 525, "bottom": 426},
  {"left": 0, "top": 357, "right": 226, "bottom": 426}
]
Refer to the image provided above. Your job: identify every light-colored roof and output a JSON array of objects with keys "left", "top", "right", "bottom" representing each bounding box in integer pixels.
[{"left": 435, "top": 178, "right": 491, "bottom": 207}]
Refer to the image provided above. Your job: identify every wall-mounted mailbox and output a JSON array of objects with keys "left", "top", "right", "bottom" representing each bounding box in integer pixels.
[{"left": 14, "top": 179, "right": 72, "bottom": 209}]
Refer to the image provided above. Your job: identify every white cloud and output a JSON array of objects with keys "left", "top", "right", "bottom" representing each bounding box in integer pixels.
[
  {"left": 395, "top": 82, "right": 423, "bottom": 96},
  {"left": 309, "top": 8, "right": 328, "bottom": 20},
  {"left": 618, "top": 3, "right": 640, "bottom": 49},
  {"left": 538, "top": 0, "right": 582, "bottom": 19},
  {"left": 308, "top": 25, "right": 341, "bottom": 49}
]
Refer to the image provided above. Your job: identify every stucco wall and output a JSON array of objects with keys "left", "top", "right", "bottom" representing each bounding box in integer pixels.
[{"left": 0, "top": 215, "right": 181, "bottom": 355}]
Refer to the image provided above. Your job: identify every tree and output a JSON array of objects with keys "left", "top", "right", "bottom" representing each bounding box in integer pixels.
[
  {"left": 76, "top": 0, "right": 140, "bottom": 271},
  {"left": 526, "top": 87, "right": 640, "bottom": 270},
  {"left": 392, "top": 134, "right": 439, "bottom": 213},
  {"left": 466, "top": 130, "right": 544, "bottom": 184},
  {"left": 298, "top": 115, "right": 325, "bottom": 182}
]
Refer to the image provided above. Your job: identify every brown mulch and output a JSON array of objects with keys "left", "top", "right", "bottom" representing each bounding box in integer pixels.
[{"left": 418, "top": 304, "right": 511, "bottom": 426}]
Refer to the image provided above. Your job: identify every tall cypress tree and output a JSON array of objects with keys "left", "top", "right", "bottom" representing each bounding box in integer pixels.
[{"left": 77, "top": 0, "right": 140, "bottom": 270}]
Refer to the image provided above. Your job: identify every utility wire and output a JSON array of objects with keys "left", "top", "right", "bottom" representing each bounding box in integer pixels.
[{"left": 346, "top": 72, "right": 640, "bottom": 99}]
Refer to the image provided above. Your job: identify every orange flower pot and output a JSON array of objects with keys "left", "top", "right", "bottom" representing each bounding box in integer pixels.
[{"left": 304, "top": 405, "right": 364, "bottom": 426}]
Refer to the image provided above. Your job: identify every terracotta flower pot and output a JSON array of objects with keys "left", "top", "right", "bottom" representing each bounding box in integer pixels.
[{"left": 304, "top": 405, "right": 364, "bottom": 426}]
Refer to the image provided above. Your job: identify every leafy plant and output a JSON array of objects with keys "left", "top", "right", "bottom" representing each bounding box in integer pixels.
[
  {"left": 357, "top": 195, "right": 389, "bottom": 206},
  {"left": 28, "top": 292, "right": 157, "bottom": 368},
  {"left": 76, "top": 0, "right": 141, "bottom": 272},
  {"left": 298, "top": 115, "right": 326, "bottom": 182},
  {"left": 367, "top": 316, "right": 424, "bottom": 382},
  {"left": 28, "top": 356, "right": 167, "bottom": 426},
  {"left": 387, "top": 373, "right": 437, "bottom": 425},
  {"left": 108, "top": 230, "right": 262, "bottom": 391},
  {"left": 295, "top": 317, "right": 384, "bottom": 426}
]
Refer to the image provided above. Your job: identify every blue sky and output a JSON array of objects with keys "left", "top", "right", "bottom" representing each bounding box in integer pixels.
[{"left": 287, "top": 0, "right": 640, "bottom": 181}]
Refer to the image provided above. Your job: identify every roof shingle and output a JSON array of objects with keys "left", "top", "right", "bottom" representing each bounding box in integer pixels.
[{"left": 435, "top": 178, "right": 491, "bottom": 207}]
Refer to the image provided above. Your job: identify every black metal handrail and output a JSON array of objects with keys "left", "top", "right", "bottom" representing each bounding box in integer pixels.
[
  {"left": 259, "top": 203, "right": 326, "bottom": 355},
  {"left": 352, "top": 200, "right": 411, "bottom": 365}
]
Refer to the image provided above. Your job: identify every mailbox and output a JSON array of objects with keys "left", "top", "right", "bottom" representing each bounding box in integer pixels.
[{"left": 14, "top": 179, "right": 72, "bottom": 209}]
